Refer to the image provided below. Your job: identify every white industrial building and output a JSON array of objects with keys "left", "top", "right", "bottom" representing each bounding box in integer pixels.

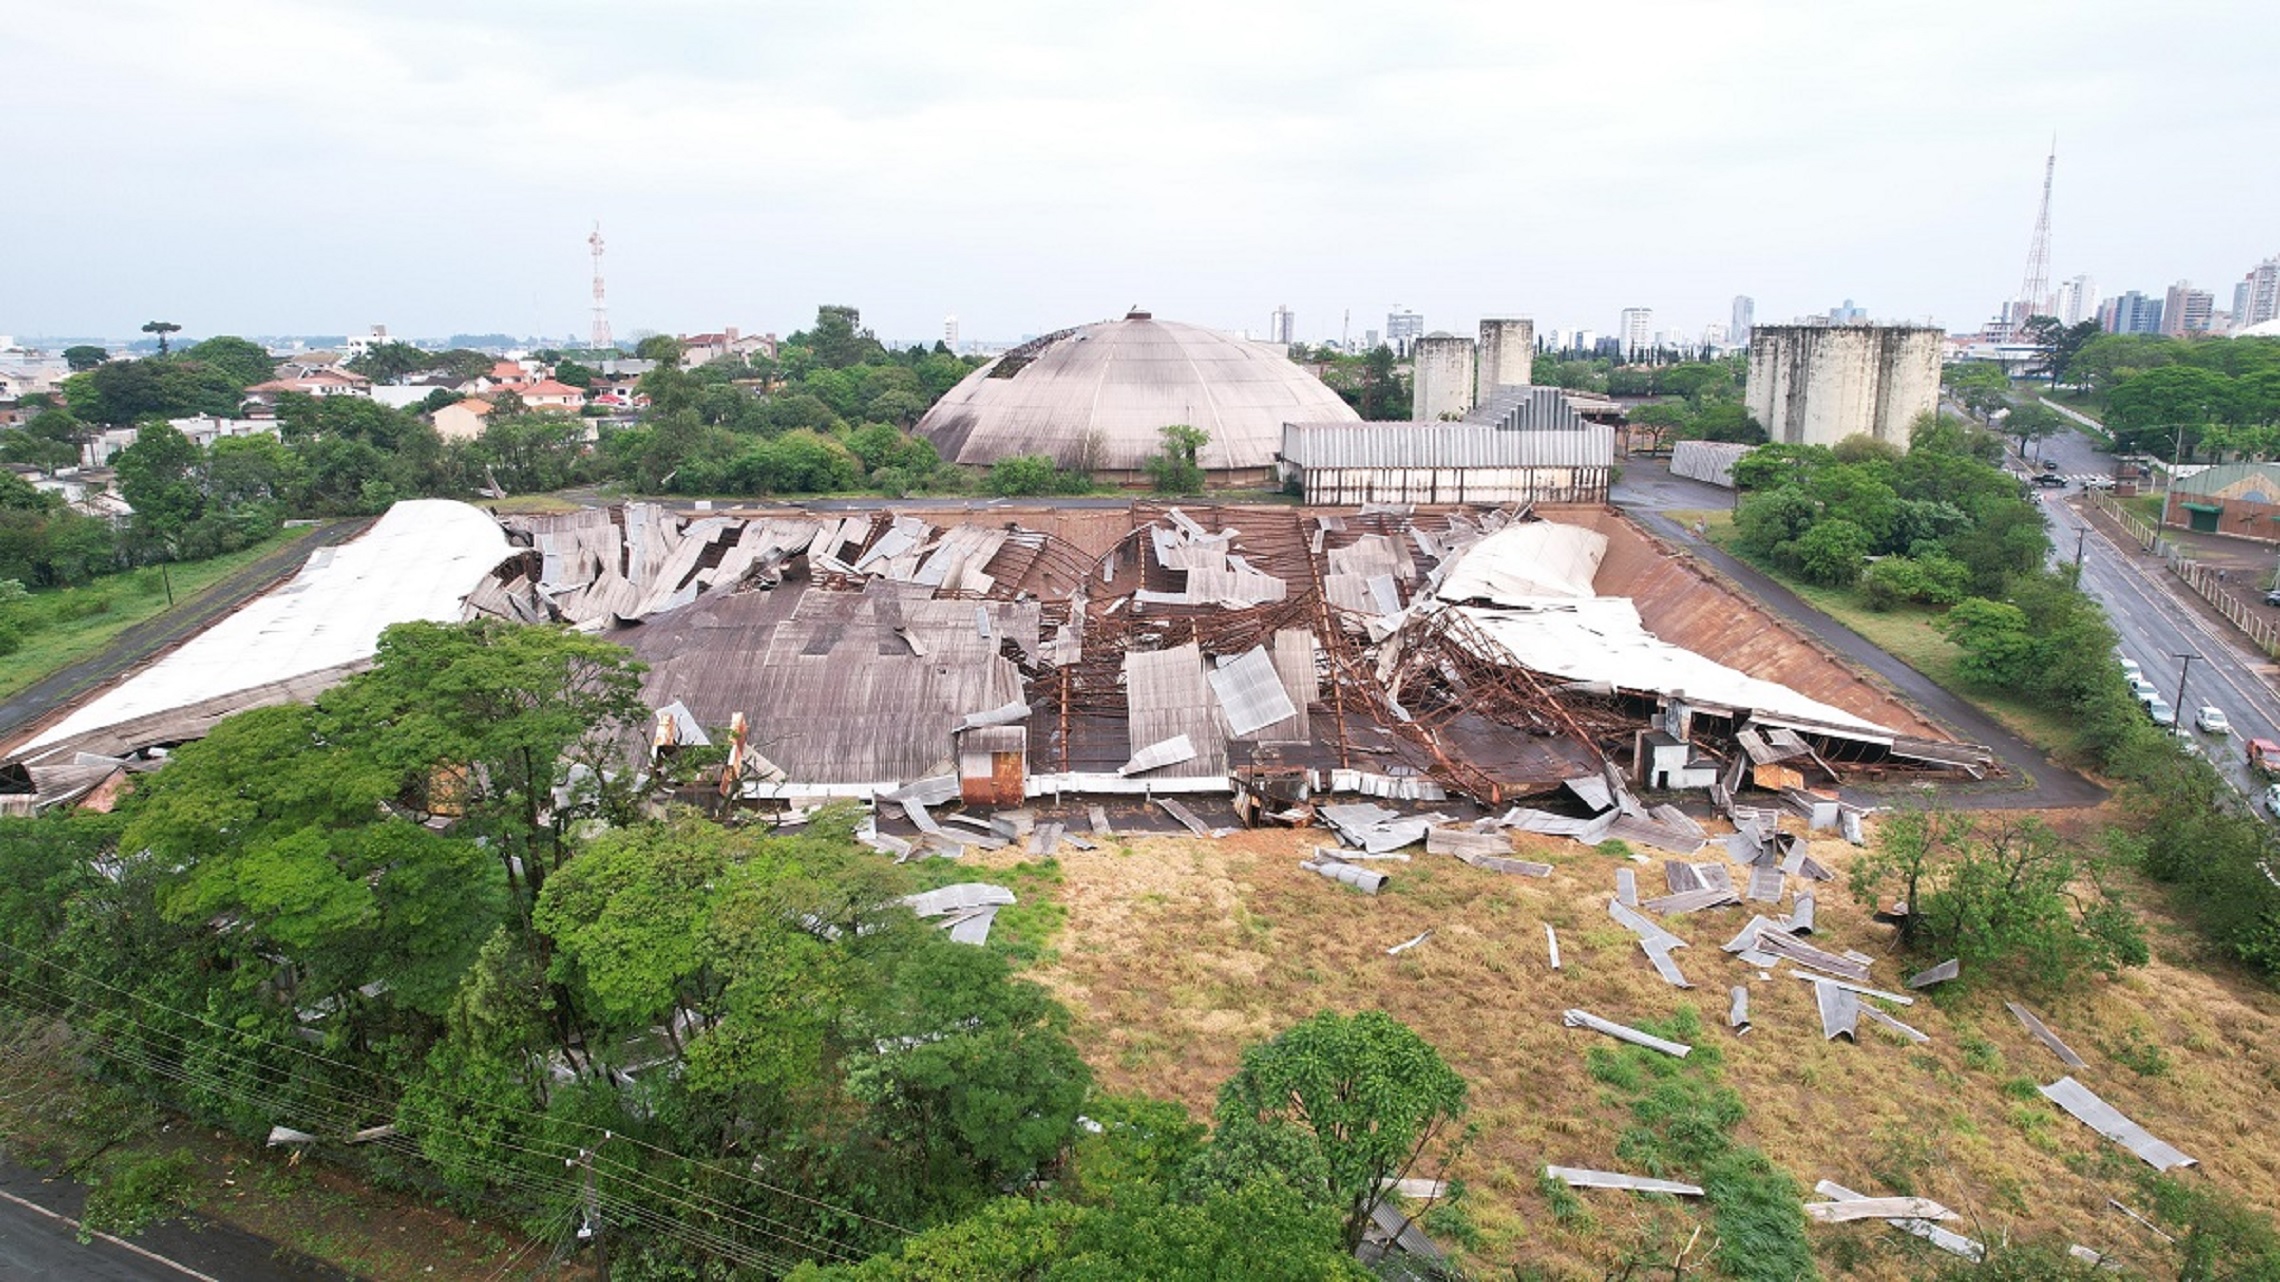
[{"left": 1744, "top": 324, "right": 1942, "bottom": 451}]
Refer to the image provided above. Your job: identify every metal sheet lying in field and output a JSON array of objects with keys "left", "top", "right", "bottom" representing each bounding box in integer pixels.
[
  {"left": 1757, "top": 930, "right": 1872, "bottom": 982},
  {"left": 1544, "top": 1166, "right": 1704, "bottom": 1197},
  {"left": 2039, "top": 1077, "right": 2197, "bottom": 1170},
  {"left": 1746, "top": 865, "right": 1785, "bottom": 903},
  {"left": 1641, "top": 940, "right": 1692, "bottom": 988},
  {"left": 1906, "top": 959, "right": 1960, "bottom": 989},
  {"left": 1816, "top": 1180, "right": 1985, "bottom": 1262},
  {"left": 1803, "top": 1198, "right": 1956, "bottom": 1224},
  {"left": 1812, "top": 978, "right": 1860, "bottom": 1041},
  {"left": 1563, "top": 1008, "right": 1691, "bottom": 1058},
  {"left": 1616, "top": 867, "right": 1638, "bottom": 907},
  {"left": 2007, "top": 1002, "right": 2088, "bottom": 1069},
  {"left": 1728, "top": 986, "right": 1751, "bottom": 1034},
  {"left": 1609, "top": 899, "right": 1687, "bottom": 952},
  {"left": 1640, "top": 887, "right": 1741, "bottom": 915},
  {"left": 1860, "top": 1007, "right": 1930, "bottom": 1044}
]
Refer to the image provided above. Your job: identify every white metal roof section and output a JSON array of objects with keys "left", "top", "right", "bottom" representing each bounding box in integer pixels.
[
  {"left": 20, "top": 500, "right": 515, "bottom": 756},
  {"left": 1451, "top": 598, "right": 1891, "bottom": 735},
  {"left": 1278, "top": 421, "right": 1615, "bottom": 471},
  {"left": 1435, "top": 522, "right": 1608, "bottom": 603}
]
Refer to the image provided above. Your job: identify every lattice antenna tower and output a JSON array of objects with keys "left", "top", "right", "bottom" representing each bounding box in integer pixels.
[
  {"left": 588, "top": 222, "right": 612, "bottom": 351},
  {"left": 2017, "top": 142, "right": 2055, "bottom": 321}
]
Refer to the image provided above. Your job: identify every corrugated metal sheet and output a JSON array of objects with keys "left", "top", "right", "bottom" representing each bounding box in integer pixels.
[
  {"left": 2039, "top": 1077, "right": 2197, "bottom": 1170},
  {"left": 1123, "top": 643, "right": 1228, "bottom": 776},
  {"left": 1670, "top": 440, "right": 1751, "bottom": 488},
  {"left": 1280, "top": 422, "right": 1615, "bottom": 470},
  {"left": 1208, "top": 646, "right": 1298, "bottom": 737}
]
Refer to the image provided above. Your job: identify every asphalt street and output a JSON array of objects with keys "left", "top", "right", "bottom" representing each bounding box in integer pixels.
[{"left": 0, "top": 1150, "right": 349, "bottom": 1281}]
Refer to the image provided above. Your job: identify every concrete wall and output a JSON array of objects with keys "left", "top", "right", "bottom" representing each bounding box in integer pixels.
[
  {"left": 1476, "top": 318, "right": 1535, "bottom": 404},
  {"left": 1413, "top": 335, "right": 1476, "bottom": 422},
  {"left": 1744, "top": 325, "right": 1942, "bottom": 451}
]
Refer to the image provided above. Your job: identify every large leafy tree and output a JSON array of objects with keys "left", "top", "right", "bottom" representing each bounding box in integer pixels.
[
  {"left": 62, "top": 344, "right": 109, "bottom": 372},
  {"left": 182, "top": 335, "right": 276, "bottom": 390},
  {"left": 1200, "top": 1009, "right": 1468, "bottom": 1253},
  {"left": 323, "top": 619, "right": 648, "bottom": 899}
]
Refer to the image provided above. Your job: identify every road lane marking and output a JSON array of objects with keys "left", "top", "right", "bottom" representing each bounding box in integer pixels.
[{"left": 0, "top": 1186, "right": 222, "bottom": 1282}]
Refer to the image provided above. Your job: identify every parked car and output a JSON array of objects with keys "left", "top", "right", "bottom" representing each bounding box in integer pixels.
[
  {"left": 2145, "top": 697, "right": 2176, "bottom": 727},
  {"left": 2263, "top": 783, "right": 2280, "bottom": 817},
  {"left": 2196, "top": 706, "right": 2231, "bottom": 735},
  {"left": 2083, "top": 476, "right": 2116, "bottom": 490},
  {"left": 2119, "top": 656, "right": 2142, "bottom": 679},
  {"left": 2249, "top": 737, "right": 2280, "bottom": 775},
  {"left": 2129, "top": 676, "right": 2159, "bottom": 700},
  {"left": 2264, "top": 588, "right": 2280, "bottom": 607}
]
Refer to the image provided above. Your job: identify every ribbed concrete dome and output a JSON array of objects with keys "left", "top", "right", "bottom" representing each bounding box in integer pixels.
[{"left": 917, "top": 312, "right": 1361, "bottom": 475}]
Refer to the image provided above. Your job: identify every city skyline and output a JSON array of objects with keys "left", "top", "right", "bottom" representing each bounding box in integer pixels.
[{"left": 6, "top": 1, "right": 2276, "bottom": 345}]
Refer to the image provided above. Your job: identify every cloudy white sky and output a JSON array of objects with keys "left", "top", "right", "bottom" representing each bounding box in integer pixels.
[{"left": 8, "top": 1, "right": 2274, "bottom": 346}]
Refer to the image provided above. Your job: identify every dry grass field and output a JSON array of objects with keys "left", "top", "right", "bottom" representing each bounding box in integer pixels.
[{"left": 966, "top": 813, "right": 2280, "bottom": 1278}]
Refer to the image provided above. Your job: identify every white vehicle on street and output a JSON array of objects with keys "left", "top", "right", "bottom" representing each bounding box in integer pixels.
[
  {"left": 2128, "top": 676, "right": 2159, "bottom": 701},
  {"left": 2196, "top": 706, "right": 2231, "bottom": 735},
  {"left": 2263, "top": 783, "right": 2280, "bottom": 817},
  {"left": 2119, "top": 656, "right": 2142, "bottom": 679},
  {"left": 2145, "top": 696, "right": 2176, "bottom": 727}
]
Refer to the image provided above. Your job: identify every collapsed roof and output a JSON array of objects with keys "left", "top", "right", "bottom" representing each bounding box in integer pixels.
[{"left": 9, "top": 500, "right": 518, "bottom": 766}]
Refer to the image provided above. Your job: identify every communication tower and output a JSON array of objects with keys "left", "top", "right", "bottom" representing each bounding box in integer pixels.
[
  {"left": 588, "top": 222, "right": 612, "bottom": 351},
  {"left": 2016, "top": 144, "right": 2055, "bottom": 324}
]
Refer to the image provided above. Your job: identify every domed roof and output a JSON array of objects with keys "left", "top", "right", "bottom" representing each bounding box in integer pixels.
[{"left": 917, "top": 312, "right": 1361, "bottom": 473}]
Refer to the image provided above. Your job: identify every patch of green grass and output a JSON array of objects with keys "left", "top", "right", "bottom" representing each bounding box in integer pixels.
[
  {"left": 1961, "top": 1032, "right": 2005, "bottom": 1074},
  {"left": 1591, "top": 1005, "right": 1818, "bottom": 1282},
  {"left": 0, "top": 531, "right": 314, "bottom": 701}
]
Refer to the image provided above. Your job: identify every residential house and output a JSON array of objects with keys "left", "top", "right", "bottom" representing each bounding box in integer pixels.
[
  {"left": 678, "top": 328, "right": 777, "bottom": 369},
  {"left": 518, "top": 379, "right": 586, "bottom": 413},
  {"left": 241, "top": 368, "right": 372, "bottom": 407},
  {"left": 432, "top": 398, "right": 495, "bottom": 442}
]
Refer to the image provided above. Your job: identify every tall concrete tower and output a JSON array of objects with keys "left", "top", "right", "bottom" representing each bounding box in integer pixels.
[
  {"left": 1746, "top": 324, "right": 1942, "bottom": 451},
  {"left": 1412, "top": 334, "right": 1477, "bottom": 422},
  {"left": 1475, "top": 318, "right": 1535, "bottom": 404},
  {"left": 1269, "top": 304, "right": 1295, "bottom": 345},
  {"left": 944, "top": 314, "right": 960, "bottom": 351},
  {"left": 587, "top": 222, "right": 612, "bottom": 351}
]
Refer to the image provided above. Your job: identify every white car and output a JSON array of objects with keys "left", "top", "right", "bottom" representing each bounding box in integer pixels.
[
  {"left": 2196, "top": 706, "right": 2231, "bottom": 735},
  {"left": 2145, "top": 697, "right": 2176, "bottom": 727},
  {"left": 2263, "top": 784, "right": 2280, "bottom": 817},
  {"left": 2128, "top": 677, "right": 2159, "bottom": 700},
  {"left": 2119, "top": 657, "right": 2142, "bottom": 679}
]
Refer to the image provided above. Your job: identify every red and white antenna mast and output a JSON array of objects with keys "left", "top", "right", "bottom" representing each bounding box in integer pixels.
[
  {"left": 588, "top": 222, "right": 612, "bottom": 350},
  {"left": 2016, "top": 142, "right": 2055, "bottom": 324}
]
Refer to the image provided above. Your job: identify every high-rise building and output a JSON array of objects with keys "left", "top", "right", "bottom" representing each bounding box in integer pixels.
[
  {"left": 1269, "top": 304, "right": 1295, "bottom": 345},
  {"left": 2055, "top": 275, "right": 2096, "bottom": 325},
  {"left": 2161, "top": 282, "right": 2214, "bottom": 336},
  {"left": 2237, "top": 258, "right": 2280, "bottom": 329},
  {"left": 943, "top": 314, "right": 960, "bottom": 352},
  {"left": 1702, "top": 322, "right": 1729, "bottom": 350},
  {"left": 1731, "top": 295, "right": 1754, "bottom": 346},
  {"left": 2101, "top": 291, "right": 2164, "bottom": 335},
  {"left": 1364, "top": 328, "right": 1380, "bottom": 351},
  {"left": 1385, "top": 308, "right": 1423, "bottom": 357},
  {"left": 1828, "top": 299, "right": 1866, "bottom": 324},
  {"left": 1619, "top": 308, "right": 1653, "bottom": 360}
]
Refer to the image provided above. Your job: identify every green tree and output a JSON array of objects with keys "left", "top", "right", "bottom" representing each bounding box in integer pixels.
[
  {"left": 1937, "top": 597, "right": 2038, "bottom": 686},
  {"left": 1789, "top": 516, "right": 1871, "bottom": 586},
  {"left": 1200, "top": 1009, "right": 1467, "bottom": 1253},
  {"left": 62, "top": 344, "right": 109, "bottom": 372},
  {"left": 113, "top": 422, "right": 206, "bottom": 539},
  {"left": 634, "top": 334, "right": 685, "bottom": 367},
  {"left": 2003, "top": 400, "right": 2065, "bottom": 459},
  {"left": 181, "top": 335, "right": 276, "bottom": 389},
  {"left": 345, "top": 341, "right": 434, "bottom": 385},
  {"left": 1144, "top": 424, "right": 1209, "bottom": 495},
  {"left": 321, "top": 620, "right": 649, "bottom": 899},
  {"left": 140, "top": 320, "right": 181, "bottom": 355},
  {"left": 1849, "top": 810, "right": 2145, "bottom": 986}
]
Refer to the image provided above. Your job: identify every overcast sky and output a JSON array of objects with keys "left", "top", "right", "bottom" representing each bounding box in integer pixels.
[{"left": 9, "top": 1, "right": 2274, "bottom": 347}]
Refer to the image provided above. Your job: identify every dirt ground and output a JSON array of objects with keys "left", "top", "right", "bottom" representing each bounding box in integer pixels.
[{"left": 966, "top": 814, "right": 2280, "bottom": 1279}]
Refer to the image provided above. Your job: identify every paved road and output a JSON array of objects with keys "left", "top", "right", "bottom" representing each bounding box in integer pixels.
[
  {"left": 2052, "top": 488, "right": 2280, "bottom": 799},
  {"left": 0, "top": 521, "right": 365, "bottom": 746},
  {"left": 0, "top": 1150, "right": 351, "bottom": 1281},
  {"left": 1612, "top": 457, "right": 2105, "bottom": 808}
]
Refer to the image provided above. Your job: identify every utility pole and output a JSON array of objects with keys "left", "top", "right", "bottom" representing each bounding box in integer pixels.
[
  {"left": 569, "top": 1134, "right": 611, "bottom": 1276},
  {"left": 2174, "top": 653, "right": 2198, "bottom": 726},
  {"left": 2074, "top": 525, "right": 2088, "bottom": 574}
]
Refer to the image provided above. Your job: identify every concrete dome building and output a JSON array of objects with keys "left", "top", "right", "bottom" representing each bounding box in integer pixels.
[{"left": 916, "top": 311, "right": 1360, "bottom": 484}]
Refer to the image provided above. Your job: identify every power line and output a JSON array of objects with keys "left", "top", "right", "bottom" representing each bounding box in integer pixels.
[
  {"left": 0, "top": 935, "right": 908, "bottom": 1241},
  {"left": 0, "top": 949, "right": 885, "bottom": 1268}
]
